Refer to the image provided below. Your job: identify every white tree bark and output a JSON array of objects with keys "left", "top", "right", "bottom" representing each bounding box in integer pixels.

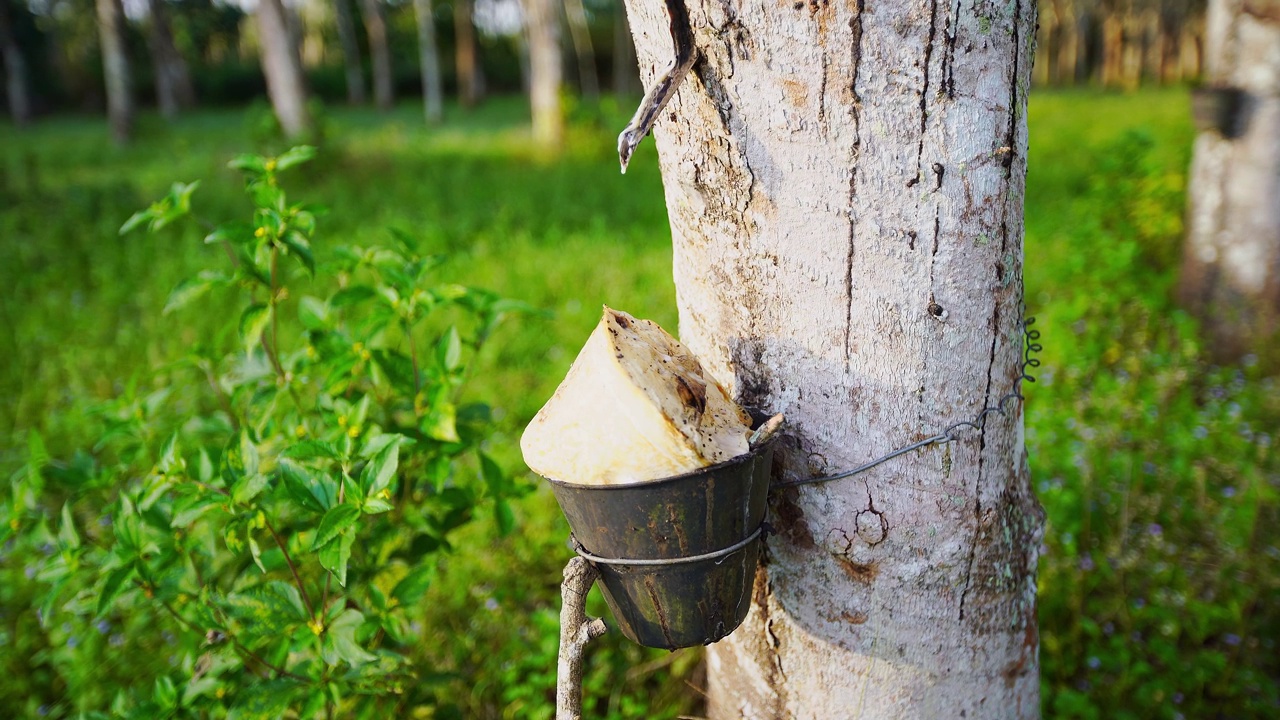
[
  {"left": 257, "top": 0, "right": 313, "bottom": 138},
  {"left": 148, "top": 0, "right": 196, "bottom": 119},
  {"left": 523, "top": 0, "right": 563, "bottom": 148},
  {"left": 565, "top": 0, "right": 600, "bottom": 101},
  {"left": 95, "top": 0, "right": 133, "bottom": 143},
  {"left": 332, "top": 0, "right": 367, "bottom": 105},
  {"left": 414, "top": 0, "right": 444, "bottom": 123},
  {"left": 359, "top": 0, "right": 395, "bottom": 110},
  {"left": 622, "top": 0, "right": 1043, "bottom": 717},
  {"left": 1179, "top": 0, "right": 1280, "bottom": 360},
  {"left": 0, "top": 0, "right": 33, "bottom": 127}
]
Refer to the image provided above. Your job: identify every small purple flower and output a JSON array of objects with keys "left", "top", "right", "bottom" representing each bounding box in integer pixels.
[
  {"left": 1079, "top": 555, "right": 1095, "bottom": 572},
  {"left": 99, "top": 514, "right": 111, "bottom": 527},
  {"left": 1086, "top": 656, "right": 1101, "bottom": 669},
  {"left": 66, "top": 636, "right": 78, "bottom": 649},
  {"left": 1193, "top": 426, "right": 1209, "bottom": 440},
  {"left": 1225, "top": 633, "right": 1241, "bottom": 646},
  {"left": 37, "top": 706, "right": 48, "bottom": 716},
  {"left": 109, "top": 633, "right": 125, "bottom": 647},
  {"left": 24, "top": 566, "right": 36, "bottom": 579},
  {"left": 1103, "top": 622, "right": 1114, "bottom": 636},
  {"left": 1143, "top": 462, "right": 1157, "bottom": 476},
  {"left": 1174, "top": 692, "right": 1184, "bottom": 704},
  {"left": 95, "top": 620, "right": 111, "bottom": 635},
  {"left": 1222, "top": 487, "right": 1236, "bottom": 498},
  {"left": 485, "top": 598, "right": 499, "bottom": 611},
  {"left": 1148, "top": 523, "right": 1163, "bottom": 537},
  {"left": 1133, "top": 599, "right": 1146, "bottom": 610}
]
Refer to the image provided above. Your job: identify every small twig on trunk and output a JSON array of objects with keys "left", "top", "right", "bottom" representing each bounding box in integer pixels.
[{"left": 556, "top": 557, "right": 608, "bottom": 720}]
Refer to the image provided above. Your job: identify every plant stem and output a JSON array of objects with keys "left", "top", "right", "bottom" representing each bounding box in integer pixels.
[
  {"left": 405, "top": 320, "right": 422, "bottom": 400},
  {"left": 264, "top": 517, "right": 315, "bottom": 618},
  {"left": 154, "top": 593, "right": 308, "bottom": 682}
]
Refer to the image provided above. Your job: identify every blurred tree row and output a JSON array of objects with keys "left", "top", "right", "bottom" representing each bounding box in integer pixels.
[{"left": 0, "top": 0, "right": 638, "bottom": 144}]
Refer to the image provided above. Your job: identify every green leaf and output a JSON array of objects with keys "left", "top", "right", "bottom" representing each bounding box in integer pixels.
[
  {"left": 240, "top": 431, "right": 260, "bottom": 479},
  {"left": 391, "top": 565, "right": 434, "bottom": 607},
  {"left": 297, "top": 296, "right": 329, "bottom": 330},
  {"left": 283, "top": 440, "right": 342, "bottom": 462},
  {"left": 361, "top": 497, "right": 393, "bottom": 514},
  {"left": 119, "top": 209, "right": 153, "bottom": 235},
  {"left": 281, "top": 231, "right": 315, "bottom": 275},
  {"left": 171, "top": 493, "right": 225, "bottom": 528},
  {"left": 164, "top": 278, "right": 215, "bottom": 315},
  {"left": 312, "top": 504, "right": 360, "bottom": 551},
  {"left": 322, "top": 609, "right": 375, "bottom": 666},
  {"left": 55, "top": 503, "right": 80, "bottom": 551},
  {"left": 275, "top": 145, "right": 317, "bottom": 171},
  {"left": 278, "top": 461, "right": 329, "bottom": 513},
  {"left": 97, "top": 563, "right": 136, "bottom": 617},
  {"left": 479, "top": 452, "right": 505, "bottom": 496},
  {"left": 422, "top": 402, "right": 459, "bottom": 443},
  {"left": 359, "top": 440, "right": 400, "bottom": 496},
  {"left": 493, "top": 499, "right": 515, "bottom": 536},
  {"left": 239, "top": 304, "right": 271, "bottom": 354},
  {"left": 330, "top": 286, "right": 376, "bottom": 307},
  {"left": 152, "top": 675, "right": 178, "bottom": 710},
  {"left": 249, "top": 536, "right": 265, "bottom": 573},
  {"left": 318, "top": 530, "right": 355, "bottom": 587},
  {"left": 226, "top": 678, "right": 298, "bottom": 720},
  {"left": 437, "top": 326, "right": 462, "bottom": 371},
  {"left": 232, "top": 473, "right": 269, "bottom": 505},
  {"left": 228, "top": 154, "right": 268, "bottom": 174}
]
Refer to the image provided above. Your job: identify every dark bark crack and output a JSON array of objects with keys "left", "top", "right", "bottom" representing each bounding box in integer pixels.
[{"left": 844, "top": 0, "right": 866, "bottom": 366}]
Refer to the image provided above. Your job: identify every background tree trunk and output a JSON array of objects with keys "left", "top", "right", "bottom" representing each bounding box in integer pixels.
[
  {"left": 332, "top": 0, "right": 367, "bottom": 105},
  {"left": 522, "top": 0, "right": 561, "bottom": 149},
  {"left": 257, "top": 0, "right": 313, "bottom": 138},
  {"left": 454, "top": 0, "right": 482, "bottom": 107},
  {"left": 612, "top": 5, "right": 637, "bottom": 96},
  {"left": 623, "top": 0, "right": 1043, "bottom": 716},
  {"left": 564, "top": 0, "right": 598, "bottom": 102},
  {"left": 0, "top": 0, "right": 32, "bottom": 127},
  {"left": 95, "top": 0, "right": 132, "bottom": 143},
  {"left": 147, "top": 0, "right": 195, "bottom": 119},
  {"left": 413, "top": 0, "right": 443, "bottom": 123},
  {"left": 1179, "top": 0, "right": 1280, "bottom": 363},
  {"left": 359, "top": 0, "right": 394, "bottom": 110}
]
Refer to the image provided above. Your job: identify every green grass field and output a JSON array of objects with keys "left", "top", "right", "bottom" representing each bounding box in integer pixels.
[{"left": 1, "top": 90, "right": 1277, "bottom": 718}]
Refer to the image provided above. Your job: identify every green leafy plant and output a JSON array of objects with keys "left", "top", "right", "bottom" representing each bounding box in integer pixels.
[{"left": 5, "top": 146, "right": 527, "bottom": 718}]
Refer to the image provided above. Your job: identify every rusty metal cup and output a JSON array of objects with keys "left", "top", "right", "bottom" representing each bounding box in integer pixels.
[{"left": 545, "top": 439, "right": 775, "bottom": 650}]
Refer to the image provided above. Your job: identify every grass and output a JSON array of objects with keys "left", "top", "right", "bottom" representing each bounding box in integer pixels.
[{"left": 1, "top": 89, "right": 1277, "bottom": 718}]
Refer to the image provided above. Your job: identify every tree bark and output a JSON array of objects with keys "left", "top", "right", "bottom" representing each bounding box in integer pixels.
[
  {"left": 1179, "top": 0, "right": 1280, "bottom": 363},
  {"left": 623, "top": 0, "right": 1043, "bottom": 716},
  {"left": 612, "top": 4, "right": 637, "bottom": 96},
  {"left": 413, "top": 0, "right": 443, "bottom": 123},
  {"left": 564, "top": 0, "right": 599, "bottom": 101},
  {"left": 358, "top": 0, "right": 394, "bottom": 110},
  {"left": 148, "top": 0, "right": 196, "bottom": 119},
  {"left": 332, "top": 0, "right": 367, "bottom": 104},
  {"left": 95, "top": 0, "right": 133, "bottom": 143},
  {"left": 0, "top": 0, "right": 32, "bottom": 127},
  {"left": 523, "top": 0, "right": 562, "bottom": 149},
  {"left": 454, "top": 0, "right": 482, "bottom": 107},
  {"left": 257, "top": 0, "right": 313, "bottom": 138}
]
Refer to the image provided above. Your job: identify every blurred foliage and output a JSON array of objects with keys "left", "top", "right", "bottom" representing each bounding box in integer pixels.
[{"left": 1, "top": 89, "right": 1278, "bottom": 717}]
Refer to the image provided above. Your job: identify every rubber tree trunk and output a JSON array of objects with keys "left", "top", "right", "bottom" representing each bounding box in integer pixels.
[
  {"left": 612, "top": 4, "right": 637, "bottom": 96},
  {"left": 359, "top": 0, "right": 394, "bottom": 110},
  {"left": 623, "top": 0, "right": 1043, "bottom": 716},
  {"left": 257, "top": 0, "right": 313, "bottom": 138},
  {"left": 523, "top": 0, "right": 562, "bottom": 149},
  {"left": 95, "top": 0, "right": 133, "bottom": 143},
  {"left": 564, "top": 0, "right": 599, "bottom": 101},
  {"left": 1179, "top": 0, "right": 1280, "bottom": 363},
  {"left": 0, "top": 0, "right": 32, "bottom": 127},
  {"left": 332, "top": 0, "right": 366, "bottom": 104},
  {"left": 454, "top": 0, "right": 482, "bottom": 107},
  {"left": 148, "top": 0, "right": 195, "bottom": 119},
  {"left": 413, "top": 0, "right": 443, "bottom": 123}
]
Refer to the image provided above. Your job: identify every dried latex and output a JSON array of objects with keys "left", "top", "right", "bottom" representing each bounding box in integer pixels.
[{"left": 520, "top": 307, "right": 752, "bottom": 486}]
